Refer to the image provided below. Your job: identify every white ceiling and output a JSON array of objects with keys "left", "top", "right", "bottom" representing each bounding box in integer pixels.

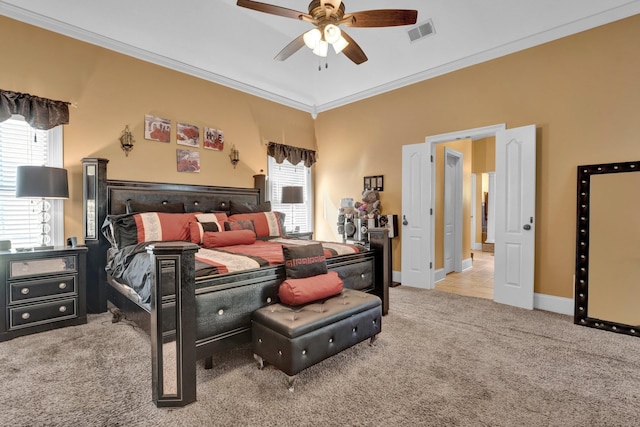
[{"left": 2, "top": 0, "right": 639, "bottom": 115}]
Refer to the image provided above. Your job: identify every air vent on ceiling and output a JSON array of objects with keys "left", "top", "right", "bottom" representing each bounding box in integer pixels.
[{"left": 408, "top": 19, "right": 435, "bottom": 43}]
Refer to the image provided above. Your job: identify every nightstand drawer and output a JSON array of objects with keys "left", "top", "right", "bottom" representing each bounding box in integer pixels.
[
  {"left": 9, "top": 275, "right": 77, "bottom": 304},
  {"left": 9, "top": 255, "right": 77, "bottom": 278},
  {"left": 9, "top": 298, "right": 77, "bottom": 330}
]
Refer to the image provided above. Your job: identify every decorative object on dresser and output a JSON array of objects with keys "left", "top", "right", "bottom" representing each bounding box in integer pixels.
[
  {"left": 16, "top": 165, "right": 69, "bottom": 250},
  {"left": 0, "top": 246, "right": 87, "bottom": 342}
]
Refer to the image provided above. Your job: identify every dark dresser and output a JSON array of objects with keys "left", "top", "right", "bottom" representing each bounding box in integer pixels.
[{"left": 0, "top": 246, "right": 87, "bottom": 342}]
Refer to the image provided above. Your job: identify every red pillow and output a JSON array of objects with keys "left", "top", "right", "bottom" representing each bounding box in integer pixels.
[
  {"left": 202, "top": 230, "right": 256, "bottom": 248},
  {"left": 278, "top": 271, "right": 343, "bottom": 306},
  {"left": 133, "top": 212, "right": 198, "bottom": 243},
  {"left": 228, "top": 212, "right": 283, "bottom": 238}
]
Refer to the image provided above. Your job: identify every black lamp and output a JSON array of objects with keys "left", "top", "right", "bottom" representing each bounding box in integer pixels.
[
  {"left": 281, "top": 186, "right": 304, "bottom": 232},
  {"left": 16, "top": 165, "right": 69, "bottom": 249}
]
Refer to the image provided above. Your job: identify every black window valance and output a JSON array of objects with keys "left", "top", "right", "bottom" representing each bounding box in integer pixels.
[
  {"left": 267, "top": 142, "right": 317, "bottom": 167},
  {"left": 0, "top": 90, "right": 70, "bottom": 130}
]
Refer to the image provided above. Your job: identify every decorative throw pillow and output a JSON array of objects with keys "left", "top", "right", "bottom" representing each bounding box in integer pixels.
[
  {"left": 224, "top": 219, "right": 256, "bottom": 233},
  {"left": 133, "top": 212, "right": 197, "bottom": 243},
  {"left": 228, "top": 212, "right": 283, "bottom": 238},
  {"left": 278, "top": 271, "right": 343, "bottom": 306},
  {"left": 202, "top": 230, "right": 256, "bottom": 248},
  {"left": 229, "top": 200, "right": 271, "bottom": 214},
  {"left": 126, "top": 200, "right": 185, "bottom": 214},
  {"left": 282, "top": 242, "right": 328, "bottom": 279},
  {"left": 102, "top": 213, "right": 139, "bottom": 249},
  {"left": 189, "top": 213, "right": 228, "bottom": 244}
]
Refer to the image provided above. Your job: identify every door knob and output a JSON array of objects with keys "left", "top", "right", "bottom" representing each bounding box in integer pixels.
[
  {"left": 402, "top": 215, "right": 408, "bottom": 226},
  {"left": 523, "top": 224, "right": 531, "bottom": 230}
]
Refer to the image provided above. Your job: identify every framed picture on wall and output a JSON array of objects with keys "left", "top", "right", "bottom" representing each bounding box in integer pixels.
[{"left": 364, "top": 175, "right": 383, "bottom": 191}]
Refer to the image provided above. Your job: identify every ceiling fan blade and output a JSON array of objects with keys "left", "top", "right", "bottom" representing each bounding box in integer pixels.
[
  {"left": 340, "top": 31, "right": 367, "bottom": 64},
  {"left": 274, "top": 34, "right": 306, "bottom": 61},
  {"left": 237, "top": 0, "right": 310, "bottom": 20},
  {"left": 343, "top": 9, "right": 418, "bottom": 28}
]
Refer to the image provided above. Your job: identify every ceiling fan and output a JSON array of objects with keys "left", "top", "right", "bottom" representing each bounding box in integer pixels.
[{"left": 237, "top": 0, "right": 418, "bottom": 64}]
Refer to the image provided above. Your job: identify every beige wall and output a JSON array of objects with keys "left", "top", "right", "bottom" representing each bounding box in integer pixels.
[
  {"left": 3, "top": 15, "right": 640, "bottom": 300},
  {"left": 314, "top": 15, "right": 640, "bottom": 298},
  {"left": 0, "top": 17, "right": 316, "bottom": 244}
]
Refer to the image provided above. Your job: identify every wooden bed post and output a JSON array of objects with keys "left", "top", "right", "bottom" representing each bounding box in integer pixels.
[
  {"left": 147, "top": 242, "right": 199, "bottom": 407},
  {"left": 368, "top": 228, "right": 390, "bottom": 315}
]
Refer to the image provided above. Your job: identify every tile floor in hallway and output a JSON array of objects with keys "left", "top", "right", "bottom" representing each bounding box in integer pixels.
[{"left": 434, "top": 250, "right": 494, "bottom": 300}]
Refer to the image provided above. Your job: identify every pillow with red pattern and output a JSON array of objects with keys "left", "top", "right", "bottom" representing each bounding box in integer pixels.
[
  {"left": 189, "top": 213, "right": 228, "bottom": 244},
  {"left": 202, "top": 230, "right": 256, "bottom": 248},
  {"left": 281, "top": 242, "right": 328, "bottom": 279},
  {"left": 132, "top": 212, "right": 198, "bottom": 243},
  {"left": 228, "top": 212, "right": 283, "bottom": 238},
  {"left": 278, "top": 271, "right": 343, "bottom": 306},
  {"left": 224, "top": 219, "right": 256, "bottom": 233}
]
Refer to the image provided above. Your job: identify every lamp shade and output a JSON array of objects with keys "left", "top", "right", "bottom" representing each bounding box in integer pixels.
[
  {"left": 16, "top": 165, "right": 69, "bottom": 199},
  {"left": 281, "top": 186, "right": 303, "bottom": 204}
]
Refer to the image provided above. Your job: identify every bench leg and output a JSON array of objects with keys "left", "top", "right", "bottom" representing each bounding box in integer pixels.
[
  {"left": 253, "top": 353, "right": 265, "bottom": 370},
  {"left": 287, "top": 375, "right": 297, "bottom": 392},
  {"left": 369, "top": 334, "right": 378, "bottom": 346}
]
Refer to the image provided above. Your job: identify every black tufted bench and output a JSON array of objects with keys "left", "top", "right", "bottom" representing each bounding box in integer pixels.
[{"left": 252, "top": 288, "right": 382, "bottom": 390}]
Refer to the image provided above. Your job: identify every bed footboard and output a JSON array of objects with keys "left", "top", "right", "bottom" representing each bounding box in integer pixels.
[{"left": 147, "top": 242, "right": 199, "bottom": 407}]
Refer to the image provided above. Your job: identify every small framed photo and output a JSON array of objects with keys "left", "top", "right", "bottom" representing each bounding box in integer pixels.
[
  {"left": 376, "top": 176, "right": 384, "bottom": 191},
  {"left": 144, "top": 114, "right": 171, "bottom": 143},
  {"left": 203, "top": 127, "right": 224, "bottom": 151},
  {"left": 364, "top": 175, "right": 383, "bottom": 191},
  {"left": 364, "top": 177, "right": 371, "bottom": 190},
  {"left": 176, "top": 149, "right": 200, "bottom": 173},
  {"left": 177, "top": 122, "right": 200, "bottom": 147}
]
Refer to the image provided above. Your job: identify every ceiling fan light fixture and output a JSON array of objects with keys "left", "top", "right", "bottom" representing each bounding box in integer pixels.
[
  {"left": 303, "top": 28, "right": 322, "bottom": 49},
  {"left": 313, "top": 40, "right": 329, "bottom": 57},
  {"left": 323, "top": 24, "right": 341, "bottom": 44},
  {"left": 332, "top": 35, "right": 349, "bottom": 54}
]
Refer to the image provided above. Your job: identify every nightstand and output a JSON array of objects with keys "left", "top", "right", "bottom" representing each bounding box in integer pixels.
[
  {"left": 0, "top": 246, "right": 87, "bottom": 342},
  {"left": 285, "top": 231, "right": 313, "bottom": 240}
]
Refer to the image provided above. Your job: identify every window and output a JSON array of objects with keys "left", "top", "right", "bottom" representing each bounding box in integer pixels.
[
  {"left": 267, "top": 156, "right": 312, "bottom": 233},
  {"left": 0, "top": 116, "right": 64, "bottom": 248}
]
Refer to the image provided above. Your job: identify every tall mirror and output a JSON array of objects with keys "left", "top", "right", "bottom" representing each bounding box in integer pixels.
[{"left": 575, "top": 160, "right": 640, "bottom": 336}]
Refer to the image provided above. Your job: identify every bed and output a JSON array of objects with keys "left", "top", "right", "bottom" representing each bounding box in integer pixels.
[{"left": 81, "top": 158, "right": 390, "bottom": 407}]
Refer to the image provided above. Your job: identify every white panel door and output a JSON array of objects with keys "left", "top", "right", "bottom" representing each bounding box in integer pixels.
[
  {"left": 401, "top": 143, "right": 431, "bottom": 288},
  {"left": 494, "top": 125, "right": 536, "bottom": 309}
]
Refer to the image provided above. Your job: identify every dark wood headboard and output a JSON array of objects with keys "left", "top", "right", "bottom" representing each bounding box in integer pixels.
[
  {"left": 82, "top": 158, "right": 261, "bottom": 313},
  {"left": 106, "top": 179, "right": 260, "bottom": 215}
]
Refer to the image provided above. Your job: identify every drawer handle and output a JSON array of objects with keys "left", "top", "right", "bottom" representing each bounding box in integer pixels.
[
  {"left": 22, "top": 312, "right": 30, "bottom": 320},
  {"left": 59, "top": 306, "right": 67, "bottom": 313},
  {"left": 21, "top": 287, "right": 30, "bottom": 295},
  {"left": 59, "top": 282, "right": 67, "bottom": 290},
  {"left": 360, "top": 273, "right": 366, "bottom": 279}
]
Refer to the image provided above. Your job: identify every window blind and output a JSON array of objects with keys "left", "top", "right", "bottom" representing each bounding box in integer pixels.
[
  {"left": 0, "top": 117, "right": 61, "bottom": 248},
  {"left": 267, "top": 157, "right": 312, "bottom": 233}
]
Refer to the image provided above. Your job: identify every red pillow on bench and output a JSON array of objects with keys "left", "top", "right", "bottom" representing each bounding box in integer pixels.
[{"left": 278, "top": 271, "right": 343, "bottom": 306}]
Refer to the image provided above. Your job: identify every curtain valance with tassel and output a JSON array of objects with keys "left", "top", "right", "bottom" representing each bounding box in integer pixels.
[
  {"left": 0, "top": 90, "right": 70, "bottom": 130},
  {"left": 267, "top": 142, "right": 317, "bottom": 167}
]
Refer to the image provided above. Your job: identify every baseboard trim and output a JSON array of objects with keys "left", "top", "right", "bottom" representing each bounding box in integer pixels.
[
  {"left": 471, "top": 243, "right": 482, "bottom": 250},
  {"left": 534, "top": 293, "right": 573, "bottom": 316},
  {"left": 462, "top": 257, "right": 472, "bottom": 271},
  {"left": 434, "top": 268, "right": 445, "bottom": 283}
]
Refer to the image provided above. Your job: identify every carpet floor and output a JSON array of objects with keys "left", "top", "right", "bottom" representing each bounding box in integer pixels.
[{"left": 1, "top": 286, "right": 639, "bottom": 426}]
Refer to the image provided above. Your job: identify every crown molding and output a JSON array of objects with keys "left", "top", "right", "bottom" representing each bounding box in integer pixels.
[{"left": 2, "top": 1, "right": 639, "bottom": 116}]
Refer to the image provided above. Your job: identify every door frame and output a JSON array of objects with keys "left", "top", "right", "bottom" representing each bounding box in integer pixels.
[
  {"left": 426, "top": 124, "right": 506, "bottom": 289},
  {"left": 443, "top": 147, "right": 463, "bottom": 274}
]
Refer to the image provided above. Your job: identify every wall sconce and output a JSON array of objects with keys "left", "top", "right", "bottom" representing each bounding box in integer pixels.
[
  {"left": 229, "top": 145, "right": 239, "bottom": 168},
  {"left": 120, "top": 125, "right": 135, "bottom": 157}
]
